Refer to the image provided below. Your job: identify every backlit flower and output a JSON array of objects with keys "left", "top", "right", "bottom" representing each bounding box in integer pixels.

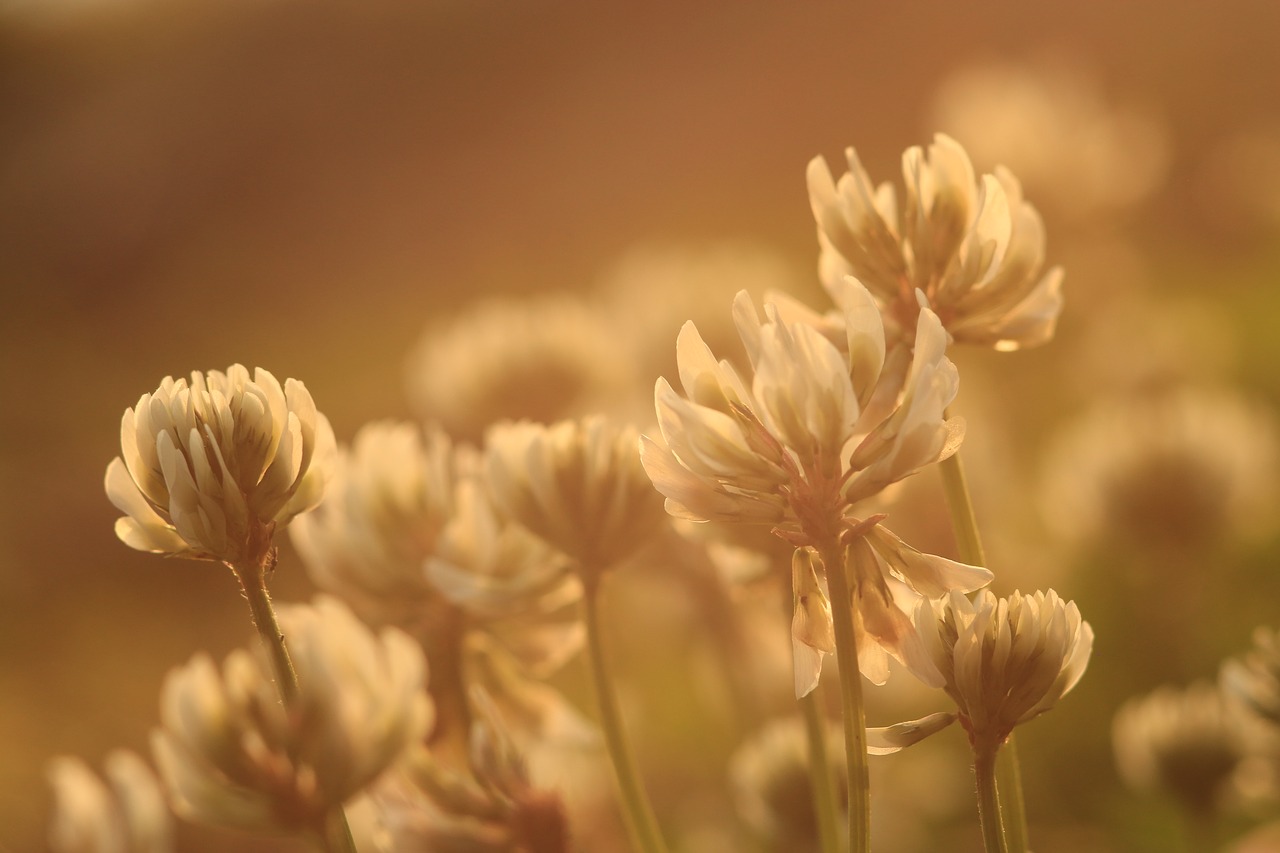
[
  {"left": 289, "top": 420, "right": 458, "bottom": 626},
  {"left": 1223, "top": 627, "right": 1280, "bottom": 727},
  {"left": 484, "top": 416, "right": 666, "bottom": 578},
  {"left": 873, "top": 589, "right": 1093, "bottom": 755},
  {"left": 640, "top": 278, "right": 987, "bottom": 695},
  {"left": 105, "top": 365, "right": 336, "bottom": 564},
  {"left": 46, "top": 751, "right": 172, "bottom": 853},
  {"left": 151, "top": 596, "right": 431, "bottom": 834},
  {"left": 808, "top": 133, "right": 1063, "bottom": 351}
]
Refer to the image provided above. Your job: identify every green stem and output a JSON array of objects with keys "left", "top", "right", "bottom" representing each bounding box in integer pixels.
[
  {"left": 231, "top": 553, "right": 357, "bottom": 853},
  {"left": 817, "top": 539, "right": 870, "bottom": 853},
  {"left": 974, "top": 746, "right": 1010, "bottom": 853},
  {"left": 800, "top": 674, "right": 843, "bottom": 853},
  {"left": 938, "top": 448, "right": 1030, "bottom": 853},
  {"left": 581, "top": 576, "right": 669, "bottom": 853}
]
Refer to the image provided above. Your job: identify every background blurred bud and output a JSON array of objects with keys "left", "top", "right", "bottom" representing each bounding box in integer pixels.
[{"left": 151, "top": 596, "right": 431, "bottom": 834}]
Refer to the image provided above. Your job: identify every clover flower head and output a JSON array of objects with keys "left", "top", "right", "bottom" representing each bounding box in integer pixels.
[
  {"left": 1113, "top": 681, "right": 1254, "bottom": 815},
  {"left": 808, "top": 133, "right": 1063, "bottom": 351},
  {"left": 46, "top": 751, "right": 172, "bottom": 853},
  {"left": 405, "top": 294, "right": 634, "bottom": 441},
  {"left": 484, "top": 416, "right": 666, "bottom": 577},
  {"left": 1222, "top": 627, "right": 1280, "bottom": 728},
  {"left": 106, "top": 365, "right": 336, "bottom": 564},
  {"left": 877, "top": 589, "right": 1093, "bottom": 754},
  {"left": 641, "top": 278, "right": 987, "bottom": 695},
  {"left": 290, "top": 420, "right": 458, "bottom": 625},
  {"left": 151, "top": 596, "right": 431, "bottom": 833}
]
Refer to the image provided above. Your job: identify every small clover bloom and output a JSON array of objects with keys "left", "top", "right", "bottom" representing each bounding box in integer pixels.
[
  {"left": 870, "top": 589, "right": 1093, "bottom": 756},
  {"left": 484, "top": 416, "right": 667, "bottom": 580},
  {"left": 1222, "top": 626, "right": 1280, "bottom": 726},
  {"left": 151, "top": 596, "right": 431, "bottom": 835},
  {"left": 46, "top": 751, "right": 172, "bottom": 853},
  {"left": 105, "top": 365, "right": 336, "bottom": 565},
  {"left": 808, "top": 133, "right": 1063, "bottom": 351},
  {"left": 640, "top": 278, "right": 988, "bottom": 696}
]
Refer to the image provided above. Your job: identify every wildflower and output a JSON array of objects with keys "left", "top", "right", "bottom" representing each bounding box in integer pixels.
[
  {"left": 870, "top": 589, "right": 1093, "bottom": 755},
  {"left": 151, "top": 596, "right": 431, "bottom": 834},
  {"left": 1040, "top": 388, "right": 1280, "bottom": 552},
  {"left": 370, "top": 690, "right": 571, "bottom": 853},
  {"left": 105, "top": 365, "right": 336, "bottom": 565},
  {"left": 1113, "top": 682, "right": 1252, "bottom": 815},
  {"left": 640, "top": 279, "right": 988, "bottom": 695},
  {"left": 289, "top": 420, "right": 458, "bottom": 626},
  {"left": 807, "top": 133, "right": 1063, "bottom": 351},
  {"left": 46, "top": 751, "right": 172, "bottom": 853},
  {"left": 484, "top": 416, "right": 667, "bottom": 580},
  {"left": 405, "top": 295, "right": 634, "bottom": 441}
]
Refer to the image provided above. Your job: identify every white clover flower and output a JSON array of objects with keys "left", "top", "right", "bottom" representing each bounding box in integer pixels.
[
  {"left": 151, "top": 596, "right": 431, "bottom": 834},
  {"left": 872, "top": 589, "right": 1092, "bottom": 756},
  {"left": 46, "top": 751, "right": 172, "bottom": 853},
  {"left": 808, "top": 133, "right": 1063, "bottom": 351},
  {"left": 640, "top": 278, "right": 988, "bottom": 695},
  {"left": 405, "top": 294, "right": 635, "bottom": 441},
  {"left": 105, "top": 365, "right": 336, "bottom": 565},
  {"left": 1040, "top": 388, "right": 1280, "bottom": 552},
  {"left": 1113, "top": 682, "right": 1253, "bottom": 815},
  {"left": 289, "top": 420, "right": 458, "bottom": 625},
  {"left": 484, "top": 416, "right": 667, "bottom": 578}
]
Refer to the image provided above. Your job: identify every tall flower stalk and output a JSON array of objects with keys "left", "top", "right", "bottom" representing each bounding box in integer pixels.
[{"left": 641, "top": 279, "right": 991, "bottom": 852}]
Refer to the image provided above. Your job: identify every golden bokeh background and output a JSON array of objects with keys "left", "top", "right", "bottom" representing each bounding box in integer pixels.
[{"left": 4, "top": 1, "right": 1280, "bottom": 850}]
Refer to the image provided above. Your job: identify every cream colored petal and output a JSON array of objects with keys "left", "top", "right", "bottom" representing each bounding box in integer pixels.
[
  {"left": 866, "top": 524, "right": 992, "bottom": 596},
  {"left": 866, "top": 711, "right": 958, "bottom": 755}
]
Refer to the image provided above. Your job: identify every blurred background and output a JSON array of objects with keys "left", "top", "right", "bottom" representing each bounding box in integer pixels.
[{"left": 4, "top": 1, "right": 1280, "bottom": 850}]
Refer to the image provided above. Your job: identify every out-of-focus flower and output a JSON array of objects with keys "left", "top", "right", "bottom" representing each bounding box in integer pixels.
[
  {"left": 1040, "top": 388, "right": 1280, "bottom": 552},
  {"left": 641, "top": 278, "right": 988, "bottom": 695},
  {"left": 930, "top": 61, "right": 1169, "bottom": 219},
  {"left": 46, "top": 751, "right": 172, "bottom": 853},
  {"left": 364, "top": 691, "right": 571, "bottom": 853},
  {"left": 405, "top": 294, "right": 635, "bottom": 441},
  {"left": 151, "top": 596, "right": 431, "bottom": 834},
  {"left": 289, "top": 420, "right": 458, "bottom": 626},
  {"left": 872, "top": 589, "right": 1092, "bottom": 756},
  {"left": 1113, "top": 682, "right": 1253, "bottom": 815},
  {"left": 485, "top": 416, "right": 667, "bottom": 579},
  {"left": 729, "top": 716, "right": 846, "bottom": 853},
  {"left": 808, "top": 133, "right": 1063, "bottom": 351},
  {"left": 105, "top": 365, "right": 336, "bottom": 565},
  {"left": 1223, "top": 627, "right": 1280, "bottom": 727}
]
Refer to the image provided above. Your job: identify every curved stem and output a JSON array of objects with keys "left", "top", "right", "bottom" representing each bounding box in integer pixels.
[
  {"left": 817, "top": 539, "right": 870, "bottom": 853},
  {"left": 974, "top": 745, "right": 1010, "bottom": 853},
  {"left": 939, "top": 447, "right": 1030, "bottom": 853},
  {"left": 581, "top": 575, "right": 669, "bottom": 853},
  {"left": 231, "top": 552, "right": 356, "bottom": 853}
]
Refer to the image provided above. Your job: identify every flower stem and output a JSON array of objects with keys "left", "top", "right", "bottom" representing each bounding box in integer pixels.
[
  {"left": 974, "top": 746, "right": 1010, "bottom": 853},
  {"left": 818, "top": 539, "right": 870, "bottom": 853},
  {"left": 938, "top": 447, "right": 1030, "bottom": 853},
  {"left": 231, "top": 552, "right": 357, "bottom": 853},
  {"left": 800, "top": 684, "right": 843, "bottom": 853},
  {"left": 581, "top": 576, "right": 669, "bottom": 853}
]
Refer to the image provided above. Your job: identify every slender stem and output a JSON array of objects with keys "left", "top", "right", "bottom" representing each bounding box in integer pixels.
[
  {"left": 786, "top": 571, "right": 841, "bottom": 853},
  {"left": 817, "top": 539, "right": 870, "bottom": 853},
  {"left": 231, "top": 551, "right": 357, "bottom": 853},
  {"left": 800, "top": 689, "right": 843, "bottom": 853},
  {"left": 974, "top": 746, "right": 1010, "bottom": 853},
  {"left": 231, "top": 552, "right": 300, "bottom": 703},
  {"left": 581, "top": 576, "right": 669, "bottom": 853},
  {"left": 938, "top": 446, "right": 1030, "bottom": 852}
]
